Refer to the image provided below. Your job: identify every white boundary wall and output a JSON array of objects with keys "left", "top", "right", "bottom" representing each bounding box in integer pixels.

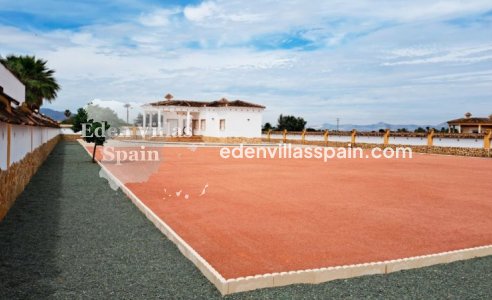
[
  {"left": 0, "top": 123, "right": 7, "bottom": 170},
  {"left": 0, "top": 122, "right": 60, "bottom": 170},
  {"left": 60, "top": 126, "right": 76, "bottom": 134},
  {"left": 264, "top": 134, "right": 485, "bottom": 148}
]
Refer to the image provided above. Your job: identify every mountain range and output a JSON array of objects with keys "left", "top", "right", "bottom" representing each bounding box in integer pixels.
[
  {"left": 40, "top": 108, "right": 67, "bottom": 121},
  {"left": 319, "top": 121, "right": 448, "bottom": 132}
]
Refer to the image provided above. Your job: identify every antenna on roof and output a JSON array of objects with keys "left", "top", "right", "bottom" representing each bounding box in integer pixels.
[{"left": 165, "top": 93, "right": 173, "bottom": 101}]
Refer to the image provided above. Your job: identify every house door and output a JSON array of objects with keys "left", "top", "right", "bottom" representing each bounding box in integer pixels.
[{"left": 191, "top": 120, "right": 198, "bottom": 135}]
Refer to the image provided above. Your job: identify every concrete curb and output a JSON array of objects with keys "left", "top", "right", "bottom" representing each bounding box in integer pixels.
[
  {"left": 77, "top": 140, "right": 492, "bottom": 295},
  {"left": 223, "top": 245, "right": 492, "bottom": 294},
  {"left": 78, "top": 140, "right": 229, "bottom": 294}
]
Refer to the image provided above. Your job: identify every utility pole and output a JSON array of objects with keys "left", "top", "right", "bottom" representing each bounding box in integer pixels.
[
  {"left": 124, "top": 103, "right": 131, "bottom": 125},
  {"left": 336, "top": 118, "right": 340, "bottom": 131}
]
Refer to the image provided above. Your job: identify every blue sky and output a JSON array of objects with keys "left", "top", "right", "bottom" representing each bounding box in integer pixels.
[{"left": 1, "top": 0, "right": 491, "bottom": 125}]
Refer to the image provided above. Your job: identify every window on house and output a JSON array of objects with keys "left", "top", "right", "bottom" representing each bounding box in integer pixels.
[
  {"left": 200, "top": 119, "right": 206, "bottom": 131},
  {"left": 220, "top": 119, "right": 226, "bottom": 131}
]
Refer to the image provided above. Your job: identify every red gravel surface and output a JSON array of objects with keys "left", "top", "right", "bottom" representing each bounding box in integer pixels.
[{"left": 90, "top": 145, "right": 492, "bottom": 279}]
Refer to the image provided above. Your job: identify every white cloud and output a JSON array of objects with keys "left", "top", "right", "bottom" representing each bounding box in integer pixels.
[
  {"left": 415, "top": 70, "right": 492, "bottom": 83},
  {"left": 1, "top": 0, "right": 492, "bottom": 125},
  {"left": 184, "top": 1, "right": 219, "bottom": 22},
  {"left": 387, "top": 47, "right": 440, "bottom": 58},
  {"left": 383, "top": 44, "right": 492, "bottom": 66},
  {"left": 139, "top": 8, "right": 178, "bottom": 27},
  {"left": 184, "top": 1, "right": 264, "bottom": 25}
]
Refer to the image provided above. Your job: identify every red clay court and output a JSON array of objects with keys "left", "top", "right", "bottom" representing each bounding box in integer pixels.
[{"left": 91, "top": 145, "right": 492, "bottom": 285}]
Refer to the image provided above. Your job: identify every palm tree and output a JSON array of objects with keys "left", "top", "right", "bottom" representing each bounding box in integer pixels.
[{"left": 0, "top": 55, "right": 60, "bottom": 109}]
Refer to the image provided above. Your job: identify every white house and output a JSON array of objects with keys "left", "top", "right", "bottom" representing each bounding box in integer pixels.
[
  {"left": 141, "top": 94, "right": 265, "bottom": 138},
  {"left": 0, "top": 63, "right": 25, "bottom": 103}
]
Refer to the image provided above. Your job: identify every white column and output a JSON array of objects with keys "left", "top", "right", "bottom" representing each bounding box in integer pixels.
[
  {"left": 180, "top": 113, "right": 184, "bottom": 136},
  {"left": 162, "top": 111, "right": 167, "bottom": 136},
  {"left": 168, "top": 119, "right": 172, "bottom": 137},
  {"left": 196, "top": 112, "right": 201, "bottom": 134},
  {"left": 478, "top": 124, "right": 482, "bottom": 134},
  {"left": 143, "top": 111, "right": 147, "bottom": 128},
  {"left": 176, "top": 113, "right": 181, "bottom": 136},
  {"left": 186, "top": 110, "right": 191, "bottom": 136},
  {"left": 158, "top": 110, "right": 162, "bottom": 135}
]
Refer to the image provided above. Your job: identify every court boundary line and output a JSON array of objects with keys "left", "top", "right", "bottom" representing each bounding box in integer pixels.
[
  {"left": 78, "top": 140, "right": 229, "bottom": 294},
  {"left": 78, "top": 140, "right": 492, "bottom": 295}
]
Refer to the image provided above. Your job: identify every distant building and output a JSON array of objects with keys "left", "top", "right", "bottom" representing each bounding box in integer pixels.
[
  {"left": 141, "top": 94, "right": 265, "bottom": 138},
  {"left": 447, "top": 112, "right": 492, "bottom": 133}
]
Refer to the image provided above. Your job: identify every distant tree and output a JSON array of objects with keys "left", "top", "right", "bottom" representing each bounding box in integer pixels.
[
  {"left": 134, "top": 113, "right": 143, "bottom": 126},
  {"left": 72, "top": 107, "right": 89, "bottom": 133},
  {"left": 0, "top": 55, "right": 60, "bottom": 109},
  {"left": 262, "top": 122, "right": 273, "bottom": 131},
  {"left": 378, "top": 129, "right": 386, "bottom": 133},
  {"left": 84, "top": 120, "right": 111, "bottom": 163},
  {"left": 306, "top": 127, "right": 317, "bottom": 132},
  {"left": 414, "top": 127, "right": 426, "bottom": 133},
  {"left": 397, "top": 128, "right": 408, "bottom": 133},
  {"left": 61, "top": 118, "right": 73, "bottom": 124},
  {"left": 276, "top": 114, "right": 307, "bottom": 131},
  {"left": 71, "top": 107, "right": 110, "bottom": 162}
]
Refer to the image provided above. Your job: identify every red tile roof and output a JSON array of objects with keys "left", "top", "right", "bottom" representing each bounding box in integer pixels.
[
  {"left": 0, "top": 89, "right": 59, "bottom": 128},
  {"left": 149, "top": 98, "right": 265, "bottom": 109},
  {"left": 447, "top": 117, "right": 492, "bottom": 125}
]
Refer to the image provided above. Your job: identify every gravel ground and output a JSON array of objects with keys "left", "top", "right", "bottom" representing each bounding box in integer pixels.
[{"left": 0, "top": 141, "right": 491, "bottom": 299}]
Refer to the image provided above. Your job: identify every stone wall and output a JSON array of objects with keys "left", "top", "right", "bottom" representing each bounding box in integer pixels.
[
  {"left": 114, "top": 135, "right": 204, "bottom": 143},
  {"left": 0, "top": 135, "right": 61, "bottom": 220},
  {"left": 202, "top": 136, "right": 263, "bottom": 144}
]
